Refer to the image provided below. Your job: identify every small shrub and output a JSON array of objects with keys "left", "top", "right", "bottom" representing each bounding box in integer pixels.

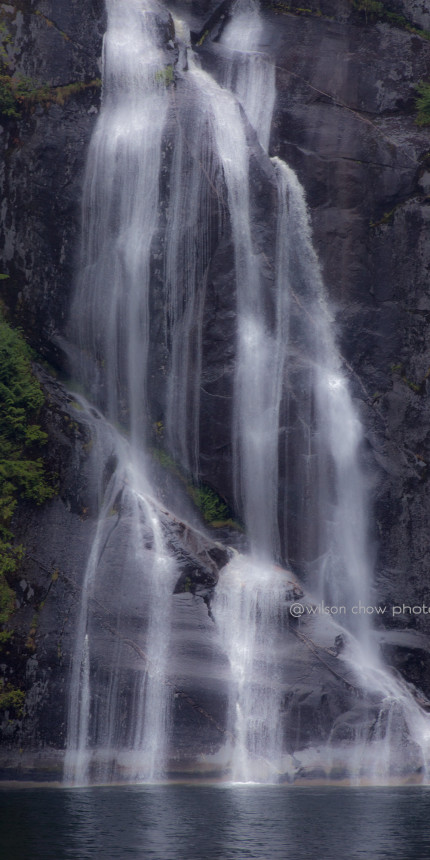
[
  {"left": 155, "top": 65, "right": 174, "bottom": 87},
  {"left": 0, "top": 311, "right": 55, "bottom": 638},
  {"left": 353, "top": 0, "right": 385, "bottom": 22},
  {"left": 151, "top": 444, "right": 239, "bottom": 527},
  {"left": 415, "top": 82, "right": 430, "bottom": 127},
  {"left": 0, "top": 681, "right": 25, "bottom": 717},
  {"left": 0, "top": 73, "right": 101, "bottom": 119},
  {"left": 188, "top": 484, "right": 229, "bottom": 524},
  {"left": 0, "top": 74, "right": 19, "bottom": 117},
  {"left": 350, "top": 0, "right": 430, "bottom": 36}
]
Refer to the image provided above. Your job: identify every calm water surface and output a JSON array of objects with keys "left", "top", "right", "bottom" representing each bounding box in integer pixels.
[{"left": 0, "top": 785, "right": 430, "bottom": 860}]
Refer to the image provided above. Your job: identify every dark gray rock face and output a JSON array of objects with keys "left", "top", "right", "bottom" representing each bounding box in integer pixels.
[
  {"left": 390, "top": 0, "right": 430, "bottom": 30},
  {"left": 256, "top": 9, "right": 430, "bottom": 632},
  {"left": 0, "top": 0, "right": 104, "bottom": 366},
  {"left": 0, "top": 371, "right": 390, "bottom": 782},
  {"left": 0, "top": 371, "right": 234, "bottom": 779},
  {"left": 1, "top": 0, "right": 430, "bottom": 777}
]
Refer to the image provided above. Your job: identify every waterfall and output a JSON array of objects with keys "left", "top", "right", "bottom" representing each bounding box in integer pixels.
[
  {"left": 64, "top": 0, "right": 430, "bottom": 785},
  {"left": 63, "top": 401, "right": 177, "bottom": 784},
  {"left": 65, "top": 0, "right": 177, "bottom": 784},
  {"left": 71, "top": 0, "right": 169, "bottom": 441}
]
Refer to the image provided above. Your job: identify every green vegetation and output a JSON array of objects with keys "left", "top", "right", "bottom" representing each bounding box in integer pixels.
[
  {"left": 267, "top": 1, "right": 324, "bottom": 17},
  {"left": 34, "top": 9, "right": 70, "bottom": 42},
  {"left": 369, "top": 207, "right": 396, "bottom": 228},
  {"left": 155, "top": 65, "right": 174, "bottom": 87},
  {"left": 0, "top": 74, "right": 101, "bottom": 118},
  {"left": 415, "top": 82, "right": 430, "bottom": 127},
  {"left": 151, "top": 444, "right": 238, "bottom": 528},
  {"left": 196, "top": 29, "right": 209, "bottom": 47},
  {"left": 351, "top": 0, "right": 430, "bottom": 36},
  {"left": 267, "top": 0, "right": 430, "bottom": 30},
  {"left": 0, "top": 681, "right": 25, "bottom": 717},
  {"left": 188, "top": 484, "right": 229, "bottom": 525},
  {"left": 0, "top": 310, "right": 54, "bottom": 640},
  {"left": 0, "top": 12, "right": 100, "bottom": 118},
  {"left": 25, "top": 611, "right": 39, "bottom": 652},
  {"left": 151, "top": 446, "right": 180, "bottom": 476},
  {"left": 390, "top": 362, "right": 422, "bottom": 393},
  {"left": 0, "top": 19, "right": 11, "bottom": 65},
  {"left": 353, "top": 0, "right": 386, "bottom": 23}
]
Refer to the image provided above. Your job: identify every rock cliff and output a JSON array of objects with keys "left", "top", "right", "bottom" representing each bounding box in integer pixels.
[{"left": 1, "top": 0, "right": 430, "bottom": 779}]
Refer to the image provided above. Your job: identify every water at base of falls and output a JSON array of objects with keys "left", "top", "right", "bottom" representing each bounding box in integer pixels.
[
  {"left": 212, "top": 556, "right": 289, "bottom": 783},
  {"left": 63, "top": 401, "right": 178, "bottom": 785},
  {"left": 64, "top": 0, "right": 430, "bottom": 785}
]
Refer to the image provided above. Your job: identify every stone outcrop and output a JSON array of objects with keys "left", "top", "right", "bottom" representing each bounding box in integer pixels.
[
  {"left": 1, "top": 369, "right": 403, "bottom": 782},
  {"left": 0, "top": 369, "right": 234, "bottom": 778},
  {"left": 0, "top": 0, "right": 105, "bottom": 365}
]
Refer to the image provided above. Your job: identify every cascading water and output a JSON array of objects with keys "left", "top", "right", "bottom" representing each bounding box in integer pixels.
[
  {"left": 71, "top": 0, "right": 169, "bottom": 441},
  {"left": 65, "top": 0, "right": 177, "bottom": 784},
  {"left": 63, "top": 401, "right": 178, "bottom": 784},
  {"left": 65, "top": 0, "right": 430, "bottom": 785}
]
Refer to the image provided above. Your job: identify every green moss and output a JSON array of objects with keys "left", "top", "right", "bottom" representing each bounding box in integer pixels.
[
  {"left": 350, "top": 0, "right": 430, "bottom": 36},
  {"left": 369, "top": 207, "right": 396, "bottom": 228},
  {"left": 155, "top": 65, "right": 174, "bottom": 87},
  {"left": 0, "top": 74, "right": 19, "bottom": 117},
  {"left": 196, "top": 29, "right": 209, "bottom": 46},
  {"left": 404, "top": 377, "right": 421, "bottom": 393},
  {"left": 151, "top": 444, "right": 240, "bottom": 528},
  {"left": 352, "top": 0, "right": 386, "bottom": 22},
  {"left": 390, "top": 362, "right": 422, "bottom": 393},
  {"left": 34, "top": 9, "right": 70, "bottom": 41},
  {"left": 25, "top": 612, "right": 39, "bottom": 651},
  {"left": 0, "top": 311, "right": 55, "bottom": 638},
  {"left": 187, "top": 484, "right": 229, "bottom": 524},
  {"left": 151, "top": 446, "right": 182, "bottom": 478},
  {"left": 0, "top": 681, "right": 25, "bottom": 717},
  {"left": 0, "top": 18, "right": 12, "bottom": 67},
  {"left": 0, "top": 70, "right": 101, "bottom": 119},
  {"left": 415, "top": 82, "right": 430, "bottom": 127},
  {"left": 1, "top": 13, "right": 100, "bottom": 119},
  {"left": 48, "top": 79, "right": 102, "bottom": 107},
  {"left": 267, "top": 1, "right": 324, "bottom": 17}
]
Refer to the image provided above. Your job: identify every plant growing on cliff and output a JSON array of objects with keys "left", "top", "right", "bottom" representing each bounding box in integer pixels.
[
  {"left": 0, "top": 11, "right": 101, "bottom": 119},
  {"left": 188, "top": 484, "right": 230, "bottom": 525},
  {"left": 0, "top": 73, "right": 101, "bottom": 118},
  {"left": 151, "top": 444, "right": 238, "bottom": 527},
  {"left": 0, "top": 311, "right": 54, "bottom": 639},
  {"left": 352, "top": 0, "right": 384, "bottom": 22},
  {"left": 0, "top": 18, "right": 12, "bottom": 66},
  {"left": 350, "top": 0, "right": 430, "bottom": 37},
  {"left": 415, "top": 82, "right": 430, "bottom": 127},
  {"left": 0, "top": 681, "right": 25, "bottom": 717},
  {"left": 0, "top": 16, "right": 100, "bottom": 117},
  {"left": 155, "top": 65, "right": 174, "bottom": 86},
  {"left": 0, "top": 74, "right": 19, "bottom": 117}
]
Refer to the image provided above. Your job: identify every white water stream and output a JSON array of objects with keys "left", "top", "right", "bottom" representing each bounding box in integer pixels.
[
  {"left": 65, "top": 0, "right": 430, "bottom": 784},
  {"left": 65, "top": 0, "right": 176, "bottom": 784}
]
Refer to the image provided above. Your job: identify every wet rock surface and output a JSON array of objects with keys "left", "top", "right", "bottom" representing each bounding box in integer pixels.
[{"left": 0, "top": 373, "right": 233, "bottom": 778}]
